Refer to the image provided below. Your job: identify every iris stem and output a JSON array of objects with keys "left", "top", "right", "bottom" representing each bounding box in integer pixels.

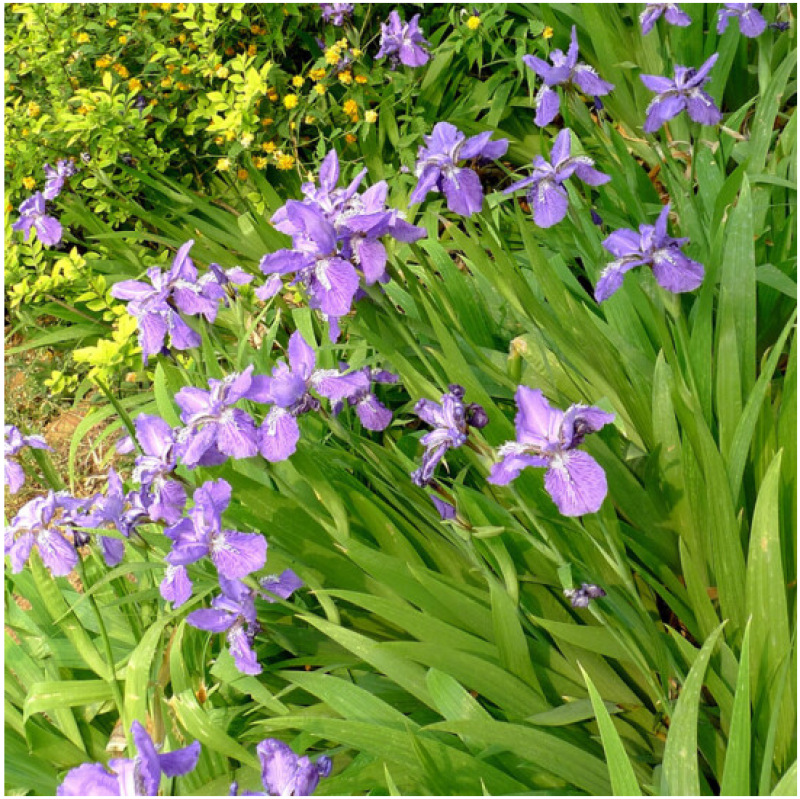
[{"left": 75, "top": 554, "right": 130, "bottom": 744}]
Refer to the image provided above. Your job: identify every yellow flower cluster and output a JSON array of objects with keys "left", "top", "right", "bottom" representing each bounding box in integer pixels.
[{"left": 343, "top": 98, "right": 358, "bottom": 122}]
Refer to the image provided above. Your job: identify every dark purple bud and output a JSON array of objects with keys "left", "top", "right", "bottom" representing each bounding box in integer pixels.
[
  {"left": 466, "top": 403, "right": 489, "bottom": 429},
  {"left": 593, "top": 95, "right": 604, "bottom": 112},
  {"left": 591, "top": 209, "right": 603, "bottom": 227},
  {"left": 770, "top": 21, "right": 790, "bottom": 30},
  {"left": 447, "top": 384, "right": 466, "bottom": 399}
]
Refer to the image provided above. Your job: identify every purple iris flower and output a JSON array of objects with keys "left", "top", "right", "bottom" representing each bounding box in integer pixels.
[
  {"left": 12, "top": 192, "right": 63, "bottom": 246},
  {"left": 522, "top": 26, "right": 614, "bottom": 127},
  {"left": 594, "top": 203, "right": 704, "bottom": 301},
  {"left": 640, "top": 53, "right": 722, "bottom": 132},
  {"left": 230, "top": 739, "right": 332, "bottom": 796},
  {"left": 188, "top": 570, "right": 302, "bottom": 675},
  {"left": 640, "top": 3, "right": 692, "bottom": 35},
  {"left": 717, "top": 3, "right": 767, "bottom": 37},
  {"left": 247, "top": 331, "right": 369, "bottom": 462},
  {"left": 5, "top": 491, "right": 89, "bottom": 576},
  {"left": 110, "top": 241, "right": 209, "bottom": 363},
  {"left": 264, "top": 151, "right": 425, "bottom": 337},
  {"left": 4, "top": 425, "right": 51, "bottom": 495},
  {"left": 503, "top": 128, "right": 610, "bottom": 228},
  {"left": 75, "top": 468, "right": 140, "bottom": 567},
  {"left": 320, "top": 2, "right": 353, "bottom": 25},
  {"left": 411, "top": 384, "right": 488, "bottom": 487},
  {"left": 160, "top": 564, "right": 193, "bottom": 608},
  {"left": 376, "top": 11, "right": 430, "bottom": 68},
  {"left": 165, "top": 479, "right": 267, "bottom": 584},
  {"left": 175, "top": 367, "right": 262, "bottom": 468},
  {"left": 131, "top": 414, "right": 187, "bottom": 524},
  {"left": 409, "top": 122, "right": 509, "bottom": 217},
  {"left": 42, "top": 159, "right": 78, "bottom": 200},
  {"left": 564, "top": 582, "right": 607, "bottom": 608},
  {"left": 488, "top": 387, "right": 614, "bottom": 517},
  {"left": 332, "top": 366, "right": 398, "bottom": 431},
  {"left": 431, "top": 495, "right": 457, "bottom": 520},
  {"left": 260, "top": 202, "right": 360, "bottom": 331},
  {"left": 57, "top": 720, "right": 200, "bottom": 796}
]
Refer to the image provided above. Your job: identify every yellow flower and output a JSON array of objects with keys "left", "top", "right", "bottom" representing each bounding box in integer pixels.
[
  {"left": 355, "top": 75, "right": 368, "bottom": 84},
  {"left": 283, "top": 94, "right": 298, "bottom": 109},
  {"left": 338, "top": 38, "right": 348, "bottom": 48},
  {"left": 351, "top": 48, "right": 362, "bottom": 57},
  {"left": 114, "top": 64, "right": 130, "bottom": 78},
  {"left": 76, "top": 32, "right": 90, "bottom": 44},
  {"left": 267, "top": 89, "right": 278, "bottom": 101},
  {"left": 225, "top": 46, "right": 235, "bottom": 56},
  {"left": 240, "top": 133, "right": 254, "bottom": 147},
  {"left": 180, "top": 65, "right": 192, "bottom": 75},
  {"left": 261, "top": 117, "right": 274, "bottom": 126},
  {"left": 251, "top": 23, "right": 262, "bottom": 34},
  {"left": 365, "top": 109, "right": 377, "bottom": 124},
  {"left": 166, "top": 63, "right": 176, "bottom": 73},
  {"left": 160, "top": 3, "right": 171, "bottom": 11},
  {"left": 22, "top": 176, "right": 35, "bottom": 190},
  {"left": 466, "top": 15, "right": 481, "bottom": 30},
  {"left": 324, "top": 48, "right": 340, "bottom": 65},
  {"left": 118, "top": 35, "right": 128, "bottom": 44},
  {"left": 345, "top": 133, "right": 357, "bottom": 144},
  {"left": 216, "top": 158, "right": 231, "bottom": 172},
  {"left": 313, "top": 83, "right": 326, "bottom": 95},
  {"left": 77, "top": 105, "right": 91, "bottom": 116},
  {"left": 289, "top": 121, "right": 296, "bottom": 130},
  {"left": 292, "top": 75, "right": 305, "bottom": 88},
  {"left": 237, "top": 168, "right": 249, "bottom": 181},
  {"left": 216, "top": 66, "right": 229, "bottom": 79},
  {"left": 107, "top": 18, "right": 118, "bottom": 27},
  {"left": 96, "top": 55, "right": 113, "bottom": 69},
  {"left": 69, "top": 77, "right": 79, "bottom": 88},
  {"left": 161, "top": 76, "right": 173, "bottom": 88},
  {"left": 178, "top": 33, "right": 186, "bottom": 43},
  {"left": 543, "top": 26, "right": 554, "bottom": 39},
  {"left": 338, "top": 70, "right": 352, "bottom": 85},
  {"left": 176, "top": 81, "right": 190, "bottom": 90},
  {"left": 304, "top": 114, "right": 315, "bottom": 125},
  {"left": 129, "top": 78, "right": 143, "bottom": 92},
  {"left": 214, "top": 135, "right": 224, "bottom": 145},
  {"left": 253, "top": 156, "right": 268, "bottom": 169},
  {"left": 248, "top": 44, "right": 257, "bottom": 56},
  {"left": 276, "top": 154, "right": 295, "bottom": 170},
  {"left": 309, "top": 68, "right": 326, "bottom": 81},
  {"left": 225, "top": 129, "right": 236, "bottom": 141},
  {"left": 27, "top": 102, "right": 40, "bottom": 118},
  {"left": 343, "top": 99, "right": 358, "bottom": 116},
  {"left": 262, "top": 141, "right": 277, "bottom": 153},
  {"left": 177, "top": 2, "right": 186, "bottom": 10}
]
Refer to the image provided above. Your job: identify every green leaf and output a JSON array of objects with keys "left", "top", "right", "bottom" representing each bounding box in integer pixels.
[
  {"left": 23, "top": 680, "right": 114, "bottom": 722},
  {"left": 662, "top": 623, "right": 725, "bottom": 796},
  {"left": 580, "top": 665, "right": 642, "bottom": 796},
  {"left": 720, "top": 621, "right": 751, "bottom": 796}
]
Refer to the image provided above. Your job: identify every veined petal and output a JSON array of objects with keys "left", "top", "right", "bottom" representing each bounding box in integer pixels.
[{"left": 544, "top": 450, "right": 608, "bottom": 516}]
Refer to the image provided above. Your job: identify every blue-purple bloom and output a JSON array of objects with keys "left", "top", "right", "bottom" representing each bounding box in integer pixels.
[
  {"left": 332, "top": 366, "right": 398, "bottom": 431},
  {"left": 188, "top": 570, "right": 302, "bottom": 675},
  {"left": 411, "top": 384, "right": 488, "bottom": 487},
  {"left": 263, "top": 151, "right": 425, "bottom": 339},
  {"left": 131, "top": 414, "right": 187, "bottom": 523},
  {"left": 247, "top": 331, "right": 369, "bottom": 462},
  {"left": 165, "top": 479, "right": 267, "bottom": 588},
  {"left": 564, "top": 582, "right": 606, "bottom": 608},
  {"left": 43, "top": 159, "right": 78, "bottom": 200},
  {"left": 409, "top": 122, "right": 508, "bottom": 217},
  {"left": 594, "top": 203, "right": 704, "bottom": 301},
  {"left": 175, "top": 367, "right": 262, "bottom": 468},
  {"left": 523, "top": 26, "right": 614, "bottom": 127},
  {"left": 320, "top": 2, "right": 353, "bottom": 25},
  {"left": 57, "top": 720, "right": 200, "bottom": 796},
  {"left": 111, "top": 240, "right": 241, "bottom": 364},
  {"left": 376, "top": 11, "right": 430, "bottom": 68},
  {"left": 640, "top": 3, "right": 692, "bottom": 35},
  {"left": 640, "top": 53, "right": 722, "bottom": 132},
  {"left": 5, "top": 491, "right": 89, "bottom": 576},
  {"left": 5, "top": 424, "right": 51, "bottom": 494},
  {"left": 12, "top": 192, "right": 63, "bottom": 247},
  {"left": 488, "top": 387, "right": 614, "bottom": 517},
  {"left": 431, "top": 495, "right": 457, "bottom": 520},
  {"left": 503, "top": 128, "right": 610, "bottom": 228},
  {"left": 717, "top": 3, "right": 767, "bottom": 37},
  {"left": 230, "top": 739, "right": 332, "bottom": 796}
]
